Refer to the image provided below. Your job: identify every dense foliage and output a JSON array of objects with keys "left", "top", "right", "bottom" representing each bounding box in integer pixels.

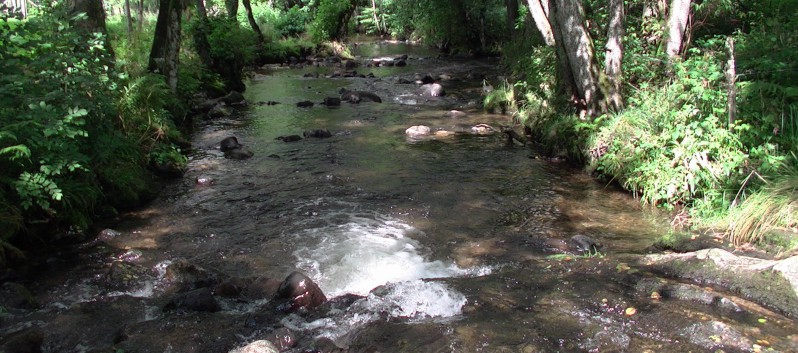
[{"left": 0, "top": 3, "right": 188, "bottom": 266}]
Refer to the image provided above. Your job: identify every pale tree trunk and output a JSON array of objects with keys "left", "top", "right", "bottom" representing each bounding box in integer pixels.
[
  {"left": 226, "top": 0, "right": 239, "bottom": 19},
  {"left": 725, "top": 37, "right": 736, "bottom": 128},
  {"left": 124, "top": 0, "right": 133, "bottom": 35},
  {"left": 604, "top": 0, "right": 624, "bottom": 111},
  {"left": 242, "top": 0, "right": 264, "bottom": 43},
  {"left": 148, "top": 0, "right": 183, "bottom": 94},
  {"left": 525, "top": 0, "right": 554, "bottom": 46},
  {"left": 666, "top": 0, "right": 691, "bottom": 59},
  {"left": 549, "top": 0, "right": 604, "bottom": 118},
  {"left": 3, "top": 0, "right": 27, "bottom": 18}
]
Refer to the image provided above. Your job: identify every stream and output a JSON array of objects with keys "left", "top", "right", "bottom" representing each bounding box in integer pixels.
[{"left": 2, "top": 40, "right": 797, "bottom": 353}]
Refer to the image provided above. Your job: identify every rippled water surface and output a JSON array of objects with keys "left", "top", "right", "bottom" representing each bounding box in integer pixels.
[{"left": 7, "top": 41, "right": 798, "bottom": 353}]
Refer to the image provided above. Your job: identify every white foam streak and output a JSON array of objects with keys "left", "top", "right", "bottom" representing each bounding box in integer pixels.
[{"left": 293, "top": 216, "right": 487, "bottom": 297}]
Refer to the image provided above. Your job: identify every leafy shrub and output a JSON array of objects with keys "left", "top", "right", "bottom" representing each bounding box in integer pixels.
[
  {"left": 276, "top": 5, "right": 310, "bottom": 37},
  {"left": 309, "top": 0, "right": 356, "bottom": 42},
  {"left": 587, "top": 54, "right": 747, "bottom": 210}
]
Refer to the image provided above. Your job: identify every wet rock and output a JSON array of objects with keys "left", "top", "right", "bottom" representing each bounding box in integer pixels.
[
  {"left": 396, "top": 78, "right": 414, "bottom": 84},
  {"left": 296, "top": 101, "right": 314, "bottom": 108},
  {"left": 242, "top": 276, "right": 282, "bottom": 300},
  {"left": 633, "top": 278, "right": 741, "bottom": 312},
  {"left": 0, "top": 326, "right": 44, "bottom": 353},
  {"left": 470, "top": 124, "right": 494, "bottom": 135},
  {"left": 415, "top": 74, "right": 435, "bottom": 84},
  {"left": 96, "top": 228, "right": 121, "bottom": 242},
  {"left": 303, "top": 129, "right": 332, "bottom": 138},
  {"left": 569, "top": 234, "right": 601, "bottom": 254},
  {"left": 105, "top": 261, "right": 150, "bottom": 291},
  {"left": 0, "top": 282, "right": 38, "bottom": 309},
  {"left": 163, "top": 259, "right": 221, "bottom": 292},
  {"left": 196, "top": 176, "right": 215, "bottom": 186},
  {"left": 267, "top": 327, "right": 297, "bottom": 351},
  {"left": 274, "top": 271, "right": 327, "bottom": 313},
  {"left": 208, "top": 104, "right": 233, "bottom": 118},
  {"left": 420, "top": 83, "right": 445, "bottom": 97},
  {"left": 446, "top": 110, "right": 466, "bottom": 118},
  {"left": 225, "top": 148, "right": 254, "bottom": 160},
  {"left": 220, "top": 136, "right": 243, "bottom": 152},
  {"left": 276, "top": 135, "right": 302, "bottom": 142},
  {"left": 214, "top": 277, "right": 247, "bottom": 297},
  {"left": 405, "top": 125, "right": 431, "bottom": 137},
  {"left": 339, "top": 89, "right": 382, "bottom": 104},
  {"left": 303, "top": 72, "right": 320, "bottom": 78},
  {"left": 321, "top": 97, "right": 341, "bottom": 106},
  {"left": 220, "top": 91, "right": 246, "bottom": 106},
  {"left": 118, "top": 249, "right": 144, "bottom": 263},
  {"left": 164, "top": 287, "right": 221, "bottom": 312},
  {"left": 395, "top": 59, "right": 407, "bottom": 67},
  {"left": 678, "top": 321, "right": 752, "bottom": 351},
  {"left": 639, "top": 249, "right": 798, "bottom": 319},
  {"left": 229, "top": 340, "right": 279, "bottom": 353}
]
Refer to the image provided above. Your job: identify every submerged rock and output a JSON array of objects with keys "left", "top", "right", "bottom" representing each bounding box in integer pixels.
[
  {"left": 0, "top": 326, "right": 44, "bottom": 353},
  {"left": 164, "top": 287, "right": 221, "bottom": 312},
  {"left": 303, "top": 129, "right": 333, "bottom": 138}
]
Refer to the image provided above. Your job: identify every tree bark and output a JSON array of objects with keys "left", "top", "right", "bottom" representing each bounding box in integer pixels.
[
  {"left": 138, "top": 0, "right": 144, "bottom": 32},
  {"left": 725, "top": 36, "right": 736, "bottom": 128},
  {"left": 67, "top": 0, "right": 115, "bottom": 58},
  {"left": 604, "top": 0, "right": 624, "bottom": 111},
  {"left": 666, "top": 0, "right": 691, "bottom": 59},
  {"left": 525, "top": 0, "right": 554, "bottom": 46},
  {"left": 226, "top": 0, "right": 239, "bottom": 19},
  {"left": 549, "top": 0, "right": 604, "bottom": 118},
  {"left": 124, "top": 0, "right": 133, "bottom": 35},
  {"left": 193, "top": 0, "right": 213, "bottom": 71},
  {"left": 506, "top": 0, "right": 519, "bottom": 38},
  {"left": 148, "top": 0, "right": 183, "bottom": 94},
  {"left": 242, "top": 0, "right": 264, "bottom": 43}
]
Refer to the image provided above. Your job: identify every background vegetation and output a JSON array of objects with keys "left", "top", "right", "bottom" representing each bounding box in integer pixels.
[{"left": 1, "top": 0, "right": 795, "bottom": 268}]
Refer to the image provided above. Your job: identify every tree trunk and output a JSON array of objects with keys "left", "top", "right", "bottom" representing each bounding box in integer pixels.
[
  {"left": 138, "top": 0, "right": 144, "bottom": 31},
  {"left": 725, "top": 37, "right": 737, "bottom": 128},
  {"left": 506, "top": 0, "right": 519, "bottom": 38},
  {"left": 666, "top": 0, "right": 691, "bottom": 59},
  {"left": 226, "top": 0, "right": 239, "bottom": 19},
  {"left": 124, "top": 0, "right": 133, "bottom": 35},
  {"left": 549, "top": 0, "right": 604, "bottom": 118},
  {"left": 3, "top": 0, "right": 27, "bottom": 18},
  {"left": 148, "top": 0, "right": 183, "bottom": 94},
  {"left": 242, "top": 0, "right": 264, "bottom": 43},
  {"left": 67, "top": 0, "right": 115, "bottom": 58},
  {"left": 604, "top": 0, "right": 624, "bottom": 111},
  {"left": 193, "top": 0, "right": 213, "bottom": 71},
  {"left": 525, "top": 0, "right": 554, "bottom": 46}
]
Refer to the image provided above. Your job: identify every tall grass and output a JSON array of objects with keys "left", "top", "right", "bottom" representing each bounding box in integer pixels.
[{"left": 728, "top": 156, "right": 798, "bottom": 245}]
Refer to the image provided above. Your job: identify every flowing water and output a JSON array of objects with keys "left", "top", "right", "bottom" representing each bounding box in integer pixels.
[{"left": 4, "top": 41, "right": 797, "bottom": 353}]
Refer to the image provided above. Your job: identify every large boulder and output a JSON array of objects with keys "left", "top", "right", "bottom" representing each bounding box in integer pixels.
[
  {"left": 638, "top": 248, "right": 798, "bottom": 319},
  {"left": 274, "top": 271, "right": 327, "bottom": 313}
]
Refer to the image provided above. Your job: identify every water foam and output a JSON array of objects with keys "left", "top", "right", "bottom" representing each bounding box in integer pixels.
[
  {"left": 293, "top": 214, "right": 488, "bottom": 297},
  {"left": 288, "top": 211, "right": 489, "bottom": 340}
]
